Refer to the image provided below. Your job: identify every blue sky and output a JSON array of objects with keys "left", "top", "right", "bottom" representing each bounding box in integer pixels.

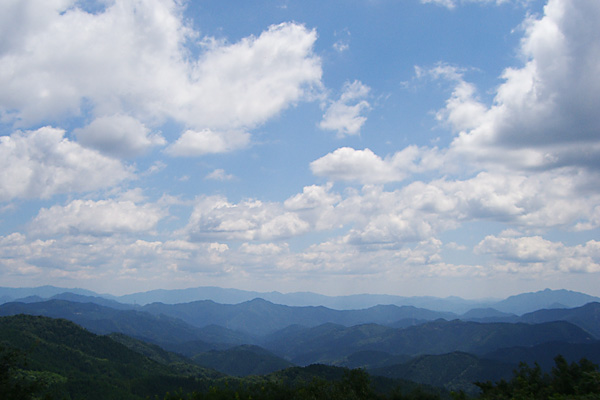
[{"left": 1, "top": 0, "right": 599, "bottom": 299}]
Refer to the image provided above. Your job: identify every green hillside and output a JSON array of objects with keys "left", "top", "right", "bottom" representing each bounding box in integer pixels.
[
  {"left": 0, "top": 315, "right": 216, "bottom": 399},
  {"left": 191, "top": 344, "right": 294, "bottom": 376},
  {"left": 370, "top": 352, "right": 514, "bottom": 395},
  {"left": 0, "top": 314, "right": 447, "bottom": 400}
]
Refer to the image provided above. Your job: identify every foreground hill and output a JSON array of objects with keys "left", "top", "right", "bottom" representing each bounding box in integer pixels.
[
  {"left": 0, "top": 314, "right": 219, "bottom": 399},
  {"left": 483, "top": 340, "right": 600, "bottom": 371},
  {"left": 0, "top": 300, "right": 219, "bottom": 347},
  {"left": 0, "top": 314, "right": 447, "bottom": 400}
]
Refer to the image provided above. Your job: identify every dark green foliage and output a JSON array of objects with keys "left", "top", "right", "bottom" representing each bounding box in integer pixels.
[
  {"left": 475, "top": 355, "right": 600, "bottom": 399},
  {"left": 484, "top": 340, "right": 600, "bottom": 370},
  {"left": 0, "top": 299, "right": 214, "bottom": 347},
  {"left": 158, "top": 367, "right": 445, "bottom": 400},
  {"left": 191, "top": 345, "right": 294, "bottom": 376},
  {"left": 0, "top": 344, "right": 46, "bottom": 399},
  {"left": 264, "top": 319, "right": 594, "bottom": 365},
  {"left": 371, "top": 352, "right": 514, "bottom": 395},
  {"left": 0, "top": 314, "right": 218, "bottom": 399},
  {"left": 0, "top": 314, "right": 444, "bottom": 400}
]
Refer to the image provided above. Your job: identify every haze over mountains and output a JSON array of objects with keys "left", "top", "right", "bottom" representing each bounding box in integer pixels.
[
  {"left": 2, "top": 286, "right": 599, "bottom": 314},
  {"left": 1, "top": 285, "right": 600, "bottom": 395}
]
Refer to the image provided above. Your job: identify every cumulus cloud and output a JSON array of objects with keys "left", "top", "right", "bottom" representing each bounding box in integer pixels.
[
  {"left": 184, "top": 196, "right": 310, "bottom": 242},
  {"left": 28, "top": 199, "right": 167, "bottom": 236},
  {"left": 437, "top": 0, "right": 600, "bottom": 172},
  {"left": 284, "top": 183, "right": 341, "bottom": 230},
  {"left": 475, "top": 235, "right": 562, "bottom": 263},
  {"left": 0, "top": 127, "right": 132, "bottom": 201},
  {"left": 166, "top": 129, "right": 250, "bottom": 156},
  {"left": 301, "top": 170, "right": 600, "bottom": 249},
  {"left": 205, "top": 169, "right": 235, "bottom": 181},
  {"left": 184, "top": 22, "right": 322, "bottom": 131},
  {"left": 240, "top": 242, "right": 289, "bottom": 255},
  {"left": 310, "top": 146, "right": 441, "bottom": 184},
  {"left": 0, "top": 1, "right": 322, "bottom": 154},
  {"left": 0, "top": 233, "right": 232, "bottom": 287},
  {"left": 420, "top": 0, "right": 512, "bottom": 9},
  {"left": 0, "top": 0, "right": 191, "bottom": 125},
  {"left": 476, "top": 235, "right": 600, "bottom": 274},
  {"left": 320, "top": 81, "right": 370, "bottom": 137},
  {"left": 74, "top": 114, "right": 165, "bottom": 158}
]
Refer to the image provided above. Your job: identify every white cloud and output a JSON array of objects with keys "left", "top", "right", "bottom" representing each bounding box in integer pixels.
[
  {"left": 184, "top": 22, "right": 322, "bottom": 131},
  {"left": 420, "top": 0, "right": 512, "bottom": 9},
  {"left": 184, "top": 196, "right": 310, "bottom": 242},
  {"left": 74, "top": 114, "right": 165, "bottom": 158},
  {"left": 28, "top": 199, "right": 167, "bottom": 236},
  {"left": 166, "top": 129, "right": 250, "bottom": 156},
  {"left": 310, "top": 146, "right": 441, "bottom": 184},
  {"left": 333, "top": 41, "right": 349, "bottom": 53},
  {"left": 0, "top": 2, "right": 322, "bottom": 154},
  {"left": 284, "top": 183, "right": 340, "bottom": 211},
  {"left": 0, "top": 127, "right": 132, "bottom": 201},
  {"left": 320, "top": 81, "right": 370, "bottom": 137},
  {"left": 205, "top": 169, "right": 235, "bottom": 181},
  {"left": 0, "top": 0, "right": 192, "bottom": 125},
  {"left": 437, "top": 0, "right": 600, "bottom": 173},
  {"left": 302, "top": 170, "right": 600, "bottom": 249},
  {"left": 475, "top": 235, "right": 562, "bottom": 263},
  {"left": 240, "top": 242, "right": 289, "bottom": 255},
  {"left": 0, "top": 233, "right": 233, "bottom": 287},
  {"left": 476, "top": 235, "right": 600, "bottom": 274}
]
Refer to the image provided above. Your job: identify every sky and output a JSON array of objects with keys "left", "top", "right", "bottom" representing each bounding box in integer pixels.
[{"left": 1, "top": 0, "right": 599, "bottom": 299}]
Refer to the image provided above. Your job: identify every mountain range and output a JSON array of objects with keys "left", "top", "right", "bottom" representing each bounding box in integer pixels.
[
  {"left": 1, "top": 286, "right": 600, "bottom": 396},
  {"left": 3, "top": 285, "right": 599, "bottom": 314}
]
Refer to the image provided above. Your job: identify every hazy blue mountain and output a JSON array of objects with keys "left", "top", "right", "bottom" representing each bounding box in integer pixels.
[
  {"left": 191, "top": 344, "right": 294, "bottom": 376},
  {"left": 140, "top": 298, "right": 455, "bottom": 336},
  {"left": 387, "top": 318, "right": 430, "bottom": 329},
  {"left": 0, "top": 285, "right": 111, "bottom": 304},
  {"left": 491, "top": 288, "right": 600, "bottom": 315},
  {"left": 194, "top": 324, "right": 259, "bottom": 345},
  {"left": 263, "top": 319, "right": 595, "bottom": 365},
  {"left": 264, "top": 323, "right": 394, "bottom": 365},
  {"left": 12, "top": 295, "right": 47, "bottom": 303},
  {"left": 117, "top": 286, "right": 269, "bottom": 306},
  {"left": 518, "top": 302, "right": 600, "bottom": 338},
  {"left": 331, "top": 350, "right": 412, "bottom": 370},
  {"left": 50, "top": 292, "right": 138, "bottom": 310},
  {"left": 118, "top": 286, "right": 491, "bottom": 312},
  {"left": 4, "top": 285, "right": 599, "bottom": 315},
  {"left": 460, "top": 308, "right": 517, "bottom": 321},
  {"left": 0, "top": 300, "right": 220, "bottom": 348}
]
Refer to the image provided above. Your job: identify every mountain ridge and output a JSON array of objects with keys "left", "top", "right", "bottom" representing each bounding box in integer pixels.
[{"left": 3, "top": 286, "right": 599, "bottom": 315}]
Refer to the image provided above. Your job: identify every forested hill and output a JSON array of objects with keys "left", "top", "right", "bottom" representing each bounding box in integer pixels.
[
  {"left": 2, "top": 296, "right": 600, "bottom": 397},
  {"left": 2, "top": 314, "right": 599, "bottom": 399},
  {"left": 0, "top": 314, "right": 445, "bottom": 400},
  {"left": 0, "top": 314, "right": 221, "bottom": 399}
]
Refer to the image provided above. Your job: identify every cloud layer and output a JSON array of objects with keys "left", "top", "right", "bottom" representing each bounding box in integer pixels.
[{"left": 0, "top": 0, "right": 598, "bottom": 297}]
